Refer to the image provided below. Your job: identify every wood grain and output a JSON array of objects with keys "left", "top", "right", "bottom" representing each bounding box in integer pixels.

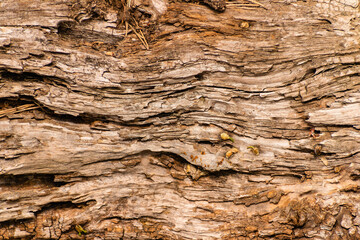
[{"left": 1, "top": 0, "right": 360, "bottom": 238}]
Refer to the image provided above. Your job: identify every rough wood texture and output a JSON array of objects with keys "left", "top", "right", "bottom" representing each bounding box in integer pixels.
[{"left": 1, "top": 0, "right": 360, "bottom": 239}]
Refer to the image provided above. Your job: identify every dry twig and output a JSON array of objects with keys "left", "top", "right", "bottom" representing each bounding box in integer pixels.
[
  {"left": 227, "top": 0, "right": 267, "bottom": 9},
  {"left": 0, "top": 104, "right": 40, "bottom": 118}
]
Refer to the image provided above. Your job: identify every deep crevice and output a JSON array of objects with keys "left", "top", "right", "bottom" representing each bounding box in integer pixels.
[
  {"left": 0, "top": 174, "right": 67, "bottom": 188},
  {"left": 1, "top": 71, "right": 72, "bottom": 89},
  {"left": 38, "top": 201, "right": 92, "bottom": 212},
  {"left": 0, "top": 96, "right": 91, "bottom": 125}
]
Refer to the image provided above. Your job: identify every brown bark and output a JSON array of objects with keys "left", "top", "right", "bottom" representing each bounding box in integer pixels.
[{"left": 1, "top": 0, "right": 360, "bottom": 239}]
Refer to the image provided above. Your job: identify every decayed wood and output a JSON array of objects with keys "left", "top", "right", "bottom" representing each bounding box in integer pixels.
[{"left": 1, "top": 0, "right": 360, "bottom": 239}]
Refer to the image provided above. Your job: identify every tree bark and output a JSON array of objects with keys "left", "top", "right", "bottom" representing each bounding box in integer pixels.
[{"left": 1, "top": 0, "right": 360, "bottom": 239}]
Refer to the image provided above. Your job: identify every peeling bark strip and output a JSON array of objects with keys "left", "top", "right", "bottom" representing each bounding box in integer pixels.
[{"left": 1, "top": 0, "right": 360, "bottom": 239}]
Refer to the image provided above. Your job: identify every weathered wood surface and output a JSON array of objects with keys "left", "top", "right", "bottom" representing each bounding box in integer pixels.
[{"left": 1, "top": 0, "right": 360, "bottom": 239}]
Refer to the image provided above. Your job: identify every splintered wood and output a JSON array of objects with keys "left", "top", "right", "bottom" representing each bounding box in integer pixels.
[{"left": 1, "top": 0, "right": 360, "bottom": 239}]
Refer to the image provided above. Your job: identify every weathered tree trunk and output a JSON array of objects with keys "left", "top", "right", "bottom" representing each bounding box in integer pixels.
[{"left": 1, "top": 0, "right": 360, "bottom": 239}]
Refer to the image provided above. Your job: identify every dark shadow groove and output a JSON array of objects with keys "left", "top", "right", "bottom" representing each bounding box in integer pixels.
[
  {"left": 38, "top": 200, "right": 94, "bottom": 212},
  {"left": 0, "top": 174, "right": 67, "bottom": 187},
  {"left": 1, "top": 70, "right": 72, "bottom": 89}
]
